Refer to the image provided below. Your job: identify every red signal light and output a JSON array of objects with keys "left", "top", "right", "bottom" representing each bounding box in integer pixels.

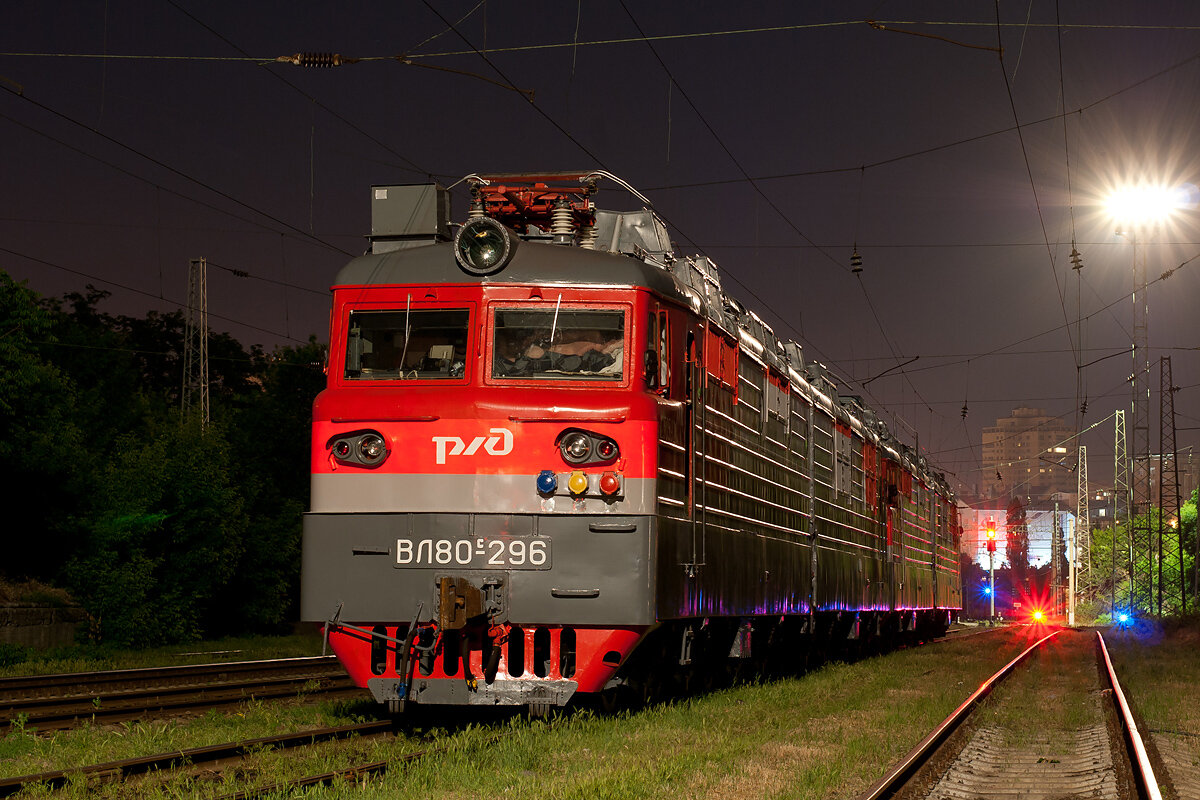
[{"left": 599, "top": 471, "right": 621, "bottom": 496}]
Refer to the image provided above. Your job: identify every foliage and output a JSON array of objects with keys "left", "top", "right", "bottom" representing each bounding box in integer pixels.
[
  {"left": 0, "top": 271, "right": 327, "bottom": 646},
  {"left": 64, "top": 422, "right": 247, "bottom": 646},
  {"left": 0, "top": 273, "right": 88, "bottom": 579},
  {"left": 1005, "top": 495, "right": 1030, "bottom": 592},
  {"left": 1085, "top": 489, "right": 1198, "bottom": 619}
]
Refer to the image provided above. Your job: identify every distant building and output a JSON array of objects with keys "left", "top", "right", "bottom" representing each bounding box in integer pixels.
[
  {"left": 1148, "top": 451, "right": 1200, "bottom": 510},
  {"left": 963, "top": 502, "right": 1075, "bottom": 570},
  {"left": 981, "top": 407, "right": 1076, "bottom": 501}
]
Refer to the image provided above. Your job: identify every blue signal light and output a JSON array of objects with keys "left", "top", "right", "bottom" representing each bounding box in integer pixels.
[
  {"left": 536, "top": 470, "right": 558, "bottom": 495},
  {"left": 1117, "top": 612, "right": 1130, "bottom": 624}
]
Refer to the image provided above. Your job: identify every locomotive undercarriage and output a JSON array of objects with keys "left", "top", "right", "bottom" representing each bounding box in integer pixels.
[
  {"left": 597, "top": 608, "right": 953, "bottom": 708},
  {"left": 325, "top": 604, "right": 953, "bottom": 715}
]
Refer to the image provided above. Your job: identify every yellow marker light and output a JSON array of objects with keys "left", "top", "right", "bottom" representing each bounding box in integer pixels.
[{"left": 567, "top": 470, "right": 589, "bottom": 496}]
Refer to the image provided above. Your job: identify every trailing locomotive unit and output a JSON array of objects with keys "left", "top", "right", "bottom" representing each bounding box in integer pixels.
[{"left": 301, "top": 172, "right": 962, "bottom": 714}]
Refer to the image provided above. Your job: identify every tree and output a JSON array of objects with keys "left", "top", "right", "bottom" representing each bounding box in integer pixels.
[
  {"left": 0, "top": 272, "right": 87, "bottom": 580},
  {"left": 65, "top": 420, "right": 248, "bottom": 646},
  {"left": 217, "top": 338, "right": 326, "bottom": 632},
  {"left": 1005, "top": 496, "right": 1031, "bottom": 599}
]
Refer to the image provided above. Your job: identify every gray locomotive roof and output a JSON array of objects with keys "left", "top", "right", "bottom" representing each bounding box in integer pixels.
[{"left": 334, "top": 238, "right": 688, "bottom": 304}]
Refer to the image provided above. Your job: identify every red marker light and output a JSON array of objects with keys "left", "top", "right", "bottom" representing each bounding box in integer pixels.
[{"left": 599, "top": 471, "right": 621, "bottom": 496}]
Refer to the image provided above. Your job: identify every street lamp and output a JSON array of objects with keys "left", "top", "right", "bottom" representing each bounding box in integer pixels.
[{"left": 1105, "top": 182, "right": 1184, "bottom": 619}]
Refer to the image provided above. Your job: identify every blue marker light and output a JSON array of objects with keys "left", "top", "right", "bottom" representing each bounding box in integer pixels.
[
  {"left": 1118, "top": 612, "right": 1130, "bottom": 624},
  {"left": 536, "top": 470, "right": 557, "bottom": 495}
]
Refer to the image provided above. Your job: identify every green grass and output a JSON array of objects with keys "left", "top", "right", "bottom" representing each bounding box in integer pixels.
[
  {"left": 970, "top": 628, "right": 1105, "bottom": 750},
  {"left": 2, "top": 628, "right": 1043, "bottom": 799},
  {"left": 1104, "top": 616, "right": 1200, "bottom": 740},
  {"left": 0, "top": 629, "right": 326, "bottom": 679}
]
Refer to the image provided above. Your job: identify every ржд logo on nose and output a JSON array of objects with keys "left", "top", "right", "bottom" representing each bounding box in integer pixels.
[{"left": 432, "top": 427, "right": 514, "bottom": 464}]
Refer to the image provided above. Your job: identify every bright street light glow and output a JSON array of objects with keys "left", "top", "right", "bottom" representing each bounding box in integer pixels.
[{"left": 1106, "top": 184, "right": 1186, "bottom": 228}]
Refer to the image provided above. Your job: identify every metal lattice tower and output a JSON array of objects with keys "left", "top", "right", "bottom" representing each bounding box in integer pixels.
[
  {"left": 1129, "top": 237, "right": 1153, "bottom": 615},
  {"left": 1113, "top": 409, "right": 1129, "bottom": 617},
  {"left": 1159, "top": 356, "right": 1183, "bottom": 614},
  {"left": 1076, "top": 445, "right": 1091, "bottom": 597},
  {"left": 182, "top": 257, "right": 210, "bottom": 427}
]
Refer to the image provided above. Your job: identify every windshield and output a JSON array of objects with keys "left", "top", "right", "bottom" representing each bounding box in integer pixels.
[
  {"left": 345, "top": 308, "right": 469, "bottom": 380},
  {"left": 492, "top": 307, "right": 624, "bottom": 381}
]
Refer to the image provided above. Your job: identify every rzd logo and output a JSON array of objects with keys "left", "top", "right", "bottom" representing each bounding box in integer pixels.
[{"left": 432, "top": 427, "right": 513, "bottom": 465}]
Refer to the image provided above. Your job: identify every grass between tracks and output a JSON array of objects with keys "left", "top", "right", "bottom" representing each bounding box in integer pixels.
[
  {"left": 4, "top": 626, "right": 1047, "bottom": 800},
  {"left": 0, "top": 630, "right": 327, "bottom": 679}
]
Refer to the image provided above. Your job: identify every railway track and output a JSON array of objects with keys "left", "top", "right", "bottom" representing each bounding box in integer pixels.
[
  {"left": 0, "top": 719, "right": 396, "bottom": 797},
  {"left": 857, "top": 627, "right": 1159, "bottom": 800},
  {"left": 1, "top": 656, "right": 354, "bottom": 731}
]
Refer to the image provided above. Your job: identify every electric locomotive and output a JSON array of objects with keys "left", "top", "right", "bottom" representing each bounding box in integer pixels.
[{"left": 301, "top": 172, "right": 962, "bottom": 714}]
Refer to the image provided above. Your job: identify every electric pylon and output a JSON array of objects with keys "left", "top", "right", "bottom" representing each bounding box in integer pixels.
[
  {"left": 1159, "top": 356, "right": 1183, "bottom": 613},
  {"left": 182, "top": 257, "right": 210, "bottom": 427},
  {"left": 1076, "top": 445, "right": 1090, "bottom": 598},
  {"left": 1113, "top": 409, "right": 1129, "bottom": 617}
]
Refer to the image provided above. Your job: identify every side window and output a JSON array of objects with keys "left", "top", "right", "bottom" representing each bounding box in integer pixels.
[
  {"left": 657, "top": 310, "right": 670, "bottom": 389},
  {"left": 834, "top": 422, "right": 853, "bottom": 497},
  {"left": 705, "top": 325, "right": 738, "bottom": 396},
  {"left": 765, "top": 369, "right": 788, "bottom": 445},
  {"left": 645, "top": 308, "right": 670, "bottom": 394}
]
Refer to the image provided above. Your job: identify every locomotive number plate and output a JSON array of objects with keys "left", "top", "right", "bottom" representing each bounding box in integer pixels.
[{"left": 394, "top": 537, "right": 551, "bottom": 570}]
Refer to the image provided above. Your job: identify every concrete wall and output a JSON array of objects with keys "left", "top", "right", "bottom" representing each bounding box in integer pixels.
[{"left": 0, "top": 605, "right": 87, "bottom": 649}]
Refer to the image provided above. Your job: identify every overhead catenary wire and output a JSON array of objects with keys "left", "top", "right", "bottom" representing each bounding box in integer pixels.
[
  {"left": 617, "top": 0, "right": 950, "bottom": 448},
  {"left": 0, "top": 90, "right": 355, "bottom": 259}
]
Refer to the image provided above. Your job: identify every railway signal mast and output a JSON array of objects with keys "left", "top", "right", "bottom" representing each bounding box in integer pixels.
[{"left": 986, "top": 517, "right": 998, "bottom": 620}]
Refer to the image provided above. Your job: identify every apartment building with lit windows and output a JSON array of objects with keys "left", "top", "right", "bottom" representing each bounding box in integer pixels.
[{"left": 981, "top": 407, "right": 1076, "bottom": 500}]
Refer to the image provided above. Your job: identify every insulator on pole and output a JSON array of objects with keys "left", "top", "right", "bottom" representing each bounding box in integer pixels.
[
  {"left": 1070, "top": 246, "right": 1083, "bottom": 271},
  {"left": 850, "top": 250, "right": 863, "bottom": 274},
  {"left": 279, "top": 53, "right": 358, "bottom": 68}
]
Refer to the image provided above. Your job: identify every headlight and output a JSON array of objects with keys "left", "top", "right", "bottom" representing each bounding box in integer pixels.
[
  {"left": 328, "top": 430, "right": 390, "bottom": 468},
  {"left": 560, "top": 432, "right": 592, "bottom": 464},
  {"left": 453, "top": 216, "right": 518, "bottom": 275},
  {"left": 358, "top": 434, "right": 387, "bottom": 462},
  {"left": 556, "top": 429, "right": 618, "bottom": 466}
]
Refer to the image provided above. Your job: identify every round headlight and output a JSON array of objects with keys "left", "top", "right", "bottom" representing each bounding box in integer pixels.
[
  {"left": 334, "top": 440, "right": 351, "bottom": 458},
  {"left": 560, "top": 432, "right": 592, "bottom": 464},
  {"left": 454, "top": 216, "right": 518, "bottom": 275},
  {"left": 359, "top": 434, "right": 387, "bottom": 462}
]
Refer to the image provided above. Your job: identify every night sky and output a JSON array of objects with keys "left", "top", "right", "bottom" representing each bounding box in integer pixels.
[{"left": 3, "top": 1, "right": 1199, "bottom": 498}]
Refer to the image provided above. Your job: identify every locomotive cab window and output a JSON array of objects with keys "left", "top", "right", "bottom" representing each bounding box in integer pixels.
[
  {"left": 345, "top": 308, "right": 469, "bottom": 380},
  {"left": 492, "top": 307, "right": 625, "bottom": 381}
]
